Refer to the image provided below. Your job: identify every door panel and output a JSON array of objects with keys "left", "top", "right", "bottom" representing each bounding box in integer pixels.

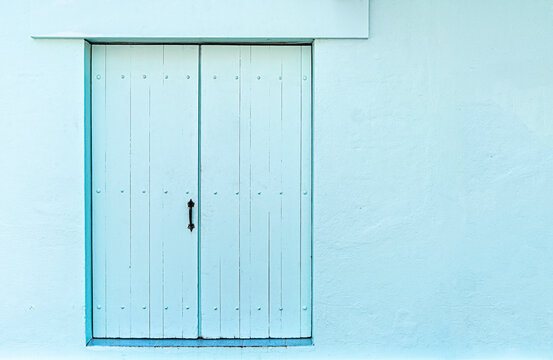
[
  {"left": 92, "top": 45, "right": 199, "bottom": 339},
  {"left": 200, "top": 45, "right": 312, "bottom": 339}
]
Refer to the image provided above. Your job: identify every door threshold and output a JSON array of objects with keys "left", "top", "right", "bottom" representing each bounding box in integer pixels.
[{"left": 88, "top": 337, "right": 312, "bottom": 347}]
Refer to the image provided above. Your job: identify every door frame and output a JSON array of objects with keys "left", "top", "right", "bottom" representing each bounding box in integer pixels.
[{"left": 84, "top": 41, "right": 314, "bottom": 347}]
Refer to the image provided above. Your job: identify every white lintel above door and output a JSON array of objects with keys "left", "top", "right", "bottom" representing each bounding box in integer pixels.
[{"left": 30, "top": 0, "right": 369, "bottom": 40}]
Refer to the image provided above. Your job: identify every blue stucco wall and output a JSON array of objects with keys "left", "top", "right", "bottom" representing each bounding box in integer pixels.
[{"left": 1, "top": 0, "right": 553, "bottom": 358}]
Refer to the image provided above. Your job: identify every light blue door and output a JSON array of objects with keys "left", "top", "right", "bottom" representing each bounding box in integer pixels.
[
  {"left": 91, "top": 44, "right": 311, "bottom": 340},
  {"left": 200, "top": 45, "right": 312, "bottom": 339},
  {"left": 92, "top": 45, "right": 199, "bottom": 339}
]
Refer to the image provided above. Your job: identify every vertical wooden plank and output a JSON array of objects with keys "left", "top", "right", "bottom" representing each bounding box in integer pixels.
[
  {"left": 200, "top": 46, "right": 241, "bottom": 338},
  {"left": 238, "top": 45, "right": 253, "bottom": 338},
  {"left": 248, "top": 46, "right": 273, "bottom": 338},
  {"left": 300, "top": 45, "right": 312, "bottom": 337},
  {"left": 279, "top": 46, "right": 302, "bottom": 338},
  {"left": 85, "top": 40, "right": 92, "bottom": 342},
  {"left": 139, "top": 45, "right": 164, "bottom": 338},
  {"left": 216, "top": 46, "right": 241, "bottom": 339},
  {"left": 266, "top": 47, "right": 286, "bottom": 338},
  {"left": 156, "top": 45, "right": 199, "bottom": 338},
  {"left": 91, "top": 44, "right": 107, "bottom": 338},
  {"left": 104, "top": 45, "right": 132, "bottom": 338},
  {"left": 128, "top": 45, "right": 154, "bottom": 338}
]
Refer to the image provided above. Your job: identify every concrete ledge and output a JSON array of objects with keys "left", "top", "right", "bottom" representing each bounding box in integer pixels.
[{"left": 88, "top": 338, "right": 313, "bottom": 347}]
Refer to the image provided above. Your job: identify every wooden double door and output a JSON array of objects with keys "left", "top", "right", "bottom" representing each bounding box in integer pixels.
[{"left": 91, "top": 45, "right": 311, "bottom": 339}]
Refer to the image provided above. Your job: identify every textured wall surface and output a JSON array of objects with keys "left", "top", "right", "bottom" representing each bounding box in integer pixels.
[{"left": 1, "top": 0, "right": 553, "bottom": 358}]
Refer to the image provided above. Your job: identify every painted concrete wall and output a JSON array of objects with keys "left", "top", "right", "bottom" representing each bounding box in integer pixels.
[{"left": 1, "top": 0, "right": 553, "bottom": 358}]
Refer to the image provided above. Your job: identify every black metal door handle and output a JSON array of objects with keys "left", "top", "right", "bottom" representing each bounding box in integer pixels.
[{"left": 187, "top": 199, "right": 195, "bottom": 232}]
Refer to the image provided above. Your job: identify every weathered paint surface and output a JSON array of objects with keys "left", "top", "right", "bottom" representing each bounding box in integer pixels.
[{"left": 1, "top": 0, "right": 553, "bottom": 358}]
